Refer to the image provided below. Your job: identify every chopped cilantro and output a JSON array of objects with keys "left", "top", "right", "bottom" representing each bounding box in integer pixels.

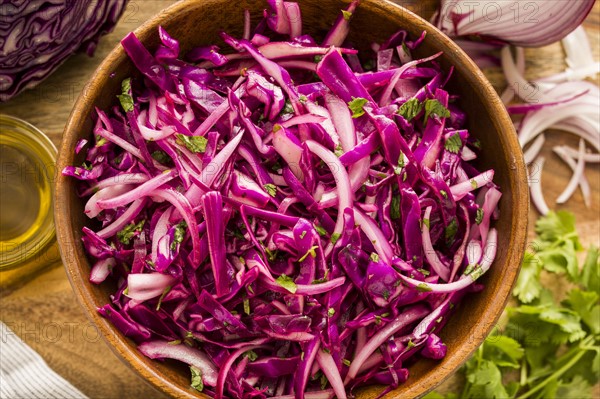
[
  {"left": 445, "top": 218, "right": 458, "bottom": 244},
  {"left": 397, "top": 98, "right": 424, "bottom": 121},
  {"left": 422, "top": 218, "right": 430, "bottom": 230},
  {"left": 424, "top": 99, "right": 450, "bottom": 121},
  {"left": 298, "top": 245, "right": 318, "bottom": 262},
  {"left": 416, "top": 283, "right": 432, "bottom": 292},
  {"left": 116, "top": 220, "right": 145, "bottom": 245},
  {"left": 116, "top": 78, "right": 134, "bottom": 113},
  {"left": 170, "top": 221, "right": 187, "bottom": 250},
  {"left": 476, "top": 208, "right": 484, "bottom": 225},
  {"left": 348, "top": 97, "right": 368, "bottom": 118},
  {"left": 391, "top": 195, "right": 401, "bottom": 219},
  {"left": 175, "top": 134, "right": 208, "bottom": 153},
  {"left": 330, "top": 233, "right": 341, "bottom": 245},
  {"left": 264, "top": 183, "right": 277, "bottom": 197},
  {"left": 275, "top": 274, "right": 297, "bottom": 294},
  {"left": 244, "top": 350, "right": 258, "bottom": 361},
  {"left": 190, "top": 366, "right": 204, "bottom": 392},
  {"left": 445, "top": 132, "right": 462, "bottom": 153},
  {"left": 314, "top": 224, "right": 328, "bottom": 236},
  {"left": 243, "top": 298, "right": 251, "bottom": 315},
  {"left": 151, "top": 150, "right": 171, "bottom": 165}
]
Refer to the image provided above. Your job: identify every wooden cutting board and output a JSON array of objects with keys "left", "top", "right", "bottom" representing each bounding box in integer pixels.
[{"left": 0, "top": 1, "right": 597, "bottom": 398}]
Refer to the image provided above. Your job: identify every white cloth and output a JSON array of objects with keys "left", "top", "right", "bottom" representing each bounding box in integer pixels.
[{"left": 0, "top": 322, "right": 88, "bottom": 399}]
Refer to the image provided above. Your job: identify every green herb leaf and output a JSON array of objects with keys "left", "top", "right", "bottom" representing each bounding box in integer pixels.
[
  {"left": 348, "top": 97, "right": 368, "bottom": 118},
  {"left": 156, "top": 286, "right": 171, "bottom": 311},
  {"left": 330, "top": 233, "right": 341, "bottom": 245},
  {"left": 397, "top": 98, "right": 424, "bottom": 121},
  {"left": 512, "top": 251, "right": 543, "bottom": 303},
  {"left": 482, "top": 335, "right": 524, "bottom": 368},
  {"left": 445, "top": 218, "right": 458, "bottom": 244},
  {"left": 581, "top": 245, "right": 599, "bottom": 293},
  {"left": 535, "top": 211, "right": 582, "bottom": 249},
  {"left": 314, "top": 224, "right": 327, "bottom": 236},
  {"left": 424, "top": 99, "right": 450, "bottom": 121},
  {"left": 117, "top": 78, "right": 134, "bottom": 113},
  {"left": 416, "top": 283, "right": 432, "bottom": 292},
  {"left": 422, "top": 218, "right": 430, "bottom": 230},
  {"left": 151, "top": 150, "right": 171, "bottom": 165},
  {"left": 281, "top": 100, "right": 293, "bottom": 115},
  {"left": 275, "top": 274, "right": 297, "bottom": 294},
  {"left": 116, "top": 220, "right": 145, "bottom": 245},
  {"left": 391, "top": 195, "right": 401, "bottom": 219},
  {"left": 171, "top": 221, "right": 187, "bottom": 250},
  {"left": 475, "top": 208, "right": 484, "bottom": 225},
  {"left": 175, "top": 134, "right": 208, "bottom": 153},
  {"left": 328, "top": 308, "right": 335, "bottom": 317},
  {"left": 190, "top": 366, "right": 204, "bottom": 392},
  {"left": 444, "top": 133, "right": 462, "bottom": 153},
  {"left": 264, "top": 183, "right": 277, "bottom": 197},
  {"left": 244, "top": 350, "right": 258, "bottom": 361},
  {"left": 463, "top": 359, "right": 510, "bottom": 399},
  {"left": 341, "top": 9, "right": 352, "bottom": 20},
  {"left": 563, "top": 288, "right": 600, "bottom": 334}
]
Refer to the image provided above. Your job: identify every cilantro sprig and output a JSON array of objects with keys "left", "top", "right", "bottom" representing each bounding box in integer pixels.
[{"left": 426, "top": 211, "right": 600, "bottom": 399}]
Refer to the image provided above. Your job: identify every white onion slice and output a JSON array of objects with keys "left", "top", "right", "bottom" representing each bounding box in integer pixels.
[
  {"left": 556, "top": 139, "right": 587, "bottom": 204},
  {"left": 529, "top": 156, "right": 549, "bottom": 215}
]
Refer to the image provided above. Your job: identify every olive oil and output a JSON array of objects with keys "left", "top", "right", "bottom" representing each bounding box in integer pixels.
[{"left": 0, "top": 115, "right": 59, "bottom": 289}]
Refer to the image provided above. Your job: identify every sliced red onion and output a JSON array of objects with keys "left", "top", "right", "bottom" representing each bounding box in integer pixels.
[
  {"left": 85, "top": 185, "right": 133, "bottom": 218},
  {"left": 216, "top": 344, "right": 270, "bottom": 398},
  {"left": 138, "top": 341, "right": 218, "bottom": 386},
  {"left": 500, "top": 47, "right": 540, "bottom": 104},
  {"left": 321, "top": 0, "right": 359, "bottom": 47},
  {"left": 449, "top": 170, "right": 495, "bottom": 201},
  {"left": 90, "top": 258, "right": 116, "bottom": 284},
  {"left": 126, "top": 273, "right": 176, "bottom": 302},
  {"left": 553, "top": 146, "right": 592, "bottom": 207},
  {"left": 80, "top": 173, "right": 149, "bottom": 197},
  {"left": 561, "top": 26, "right": 599, "bottom": 81},
  {"left": 557, "top": 145, "right": 600, "bottom": 163},
  {"left": 436, "top": 0, "right": 595, "bottom": 47},
  {"left": 97, "top": 198, "right": 147, "bottom": 238},
  {"left": 316, "top": 350, "right": 347, "bottom": 399},
  {"left": 523, "top": 134, "right": 545, "bottom": 165},
  {"left": 305, "top": 140, "right": 352, "bottom": 255},
  {"left": 422, "top": 207, "right": 450, "bottom": 282},
  {"left": 353, "top": 208, "right": 394, "bottom": 265},
  {"left": 97, "top": 169, "right": 177, "bottom": 210},
  {"left": 529, "top": 156, "right": 549, "bottom": 215},
  {"left": 556, "top": 139, "right": 586, "bottom": 204},
  {"left": 346, "top": 305, "right": 429, "bottom": 380},
  {"left": 399, "top": 229, "right": 498, "bottom": 293}
]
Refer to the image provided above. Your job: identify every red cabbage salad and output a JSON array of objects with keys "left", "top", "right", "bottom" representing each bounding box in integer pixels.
[{"left": 64, "top": 1, "right": 501, "bottom": 398}]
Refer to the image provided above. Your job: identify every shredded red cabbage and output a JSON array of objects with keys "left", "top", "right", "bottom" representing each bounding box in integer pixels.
[{"left": 65, "top": 2, "right": 501, "bottom": 398}]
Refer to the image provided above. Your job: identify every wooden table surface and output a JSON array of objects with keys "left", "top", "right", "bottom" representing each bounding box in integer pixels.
[{"left": 0, "top": 1, "right": 598, "bottom": 398}]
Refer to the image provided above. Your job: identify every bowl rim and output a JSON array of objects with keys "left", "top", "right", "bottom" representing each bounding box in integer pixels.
[{"left": 55, "top": 0, "right": 529, "bottom": 397}]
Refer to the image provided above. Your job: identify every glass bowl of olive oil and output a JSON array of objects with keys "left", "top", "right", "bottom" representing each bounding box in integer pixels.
[{"left": 0, "top": 114, "right": 59, "bottom": 288}]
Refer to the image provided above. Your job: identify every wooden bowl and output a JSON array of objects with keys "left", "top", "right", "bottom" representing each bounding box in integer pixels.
[{"left": 55, "top": 0, "right": 529, "bottom": 397}]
